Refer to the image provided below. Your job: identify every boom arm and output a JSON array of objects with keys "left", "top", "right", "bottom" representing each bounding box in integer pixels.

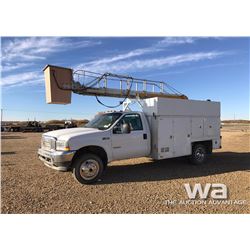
[{"left": 43, "top": 65, "right": 188, "bottom": 105}]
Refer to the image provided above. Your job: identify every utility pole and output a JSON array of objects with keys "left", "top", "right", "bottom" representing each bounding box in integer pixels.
[{"left": 1, "top": 108, "right": 3, "bottom": 124}]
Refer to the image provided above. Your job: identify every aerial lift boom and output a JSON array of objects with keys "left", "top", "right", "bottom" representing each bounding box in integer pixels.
[{"left": 43, "top": 65, "right": 188, "bottom": 106}]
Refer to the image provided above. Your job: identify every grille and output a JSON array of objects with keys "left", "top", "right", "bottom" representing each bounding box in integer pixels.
[{"left": 41, "top": 136, "right": 56, "bottom": 150}]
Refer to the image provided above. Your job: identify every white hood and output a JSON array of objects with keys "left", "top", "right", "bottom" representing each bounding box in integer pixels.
[{"left": 43, "top": 127, "right": 102, "bottom": 140}]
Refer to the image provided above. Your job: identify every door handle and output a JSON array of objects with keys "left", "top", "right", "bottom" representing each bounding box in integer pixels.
[
  {"left": 143, "top": 133, "right": 147, "bottom": 140},
  {"left": 102, "top": 137, "right": 110, "bottom": 140}
]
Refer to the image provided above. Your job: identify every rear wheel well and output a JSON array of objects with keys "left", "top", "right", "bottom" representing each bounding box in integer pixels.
[
  {"left": 72, "top": 146, "right": 108, "bottom": 168},
  {"left": 192, "top": 140, "right": 212, "bottom": 154}
]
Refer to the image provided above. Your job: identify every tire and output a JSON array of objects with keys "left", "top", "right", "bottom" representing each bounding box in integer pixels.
[
  {"left": 72, "top": 153, "right": 104, "bottom": 184},
  {"left": 190, "top": 144, "right": 207, "bottom": 165}
]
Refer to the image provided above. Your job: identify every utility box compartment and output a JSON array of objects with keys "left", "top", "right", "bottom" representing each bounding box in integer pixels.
[
  {"left": 142, "top": 97, "right": 221, "bottom": 160},
  {"left": 142, "top": 97, "right": 220, "bottom": 117},
  {"left": 43, "top": 65, "right": 72, "bottom": 104}
]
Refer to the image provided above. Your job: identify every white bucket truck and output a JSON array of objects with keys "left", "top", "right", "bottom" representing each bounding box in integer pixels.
[{"left": 38, "top": 97, "right": 221, "bottom": 184}]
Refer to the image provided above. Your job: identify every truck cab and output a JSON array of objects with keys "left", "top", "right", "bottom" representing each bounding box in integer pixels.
[{"left": 38, "top": 111, "right": 151, "bottom": 184}]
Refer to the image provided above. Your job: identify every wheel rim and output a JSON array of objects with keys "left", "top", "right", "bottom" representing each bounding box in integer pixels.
[
  {"left": 195, "top": 148, "right": 205, "bottom": 162},
  {"left": 79, "top": 159, "right": 99, "bottom": 180}
]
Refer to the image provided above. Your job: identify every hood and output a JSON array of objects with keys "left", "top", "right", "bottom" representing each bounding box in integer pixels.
[{"left": 43, "top": 127, "right": 102, "bottom": 140}]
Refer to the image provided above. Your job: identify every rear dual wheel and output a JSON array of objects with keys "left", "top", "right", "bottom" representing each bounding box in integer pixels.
[{"left": 190, "top": 144, "right": 207, "bottom": 165}]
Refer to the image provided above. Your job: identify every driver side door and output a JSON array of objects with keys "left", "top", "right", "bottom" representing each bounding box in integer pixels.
[{"left": 111, "top": 113, "right": 149, "bottom": 160}]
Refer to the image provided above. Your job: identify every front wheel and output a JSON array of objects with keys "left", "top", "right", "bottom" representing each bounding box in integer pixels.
[
  {"left": 190, "top": 144, "right": 207, "bottom": 165},
  {"left": 72, "top": 153, "right": 104, "bottom": 184}
]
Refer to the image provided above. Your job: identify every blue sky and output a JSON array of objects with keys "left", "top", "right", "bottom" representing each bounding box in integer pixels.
[{"left": 1, "top": 37, "right": 249, "bottom": 121}]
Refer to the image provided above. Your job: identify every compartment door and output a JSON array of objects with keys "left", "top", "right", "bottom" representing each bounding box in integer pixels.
[
  {"left": 191, "top": 117, "right": 204, "bottom": 139},
  {"left": 173, "top": 118, "right": 192, "bottom": 157},
  {"left": 204, "top": 117, "right": 220, "bottom": 137},
  {"left": 157, "top": 117, "right": 174, "bottom": 159}
]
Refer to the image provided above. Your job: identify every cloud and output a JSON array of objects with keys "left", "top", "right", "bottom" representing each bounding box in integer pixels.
[
  {"left": 1, "top": 37, "right": 102, "bottom": 87},
  {"left": 79, "top": 47, "right": 159, "bottom": 69},
  {"left": 1, "top": 37, "right": 102, "bottom": 69},
  {"left": 75, "top": 37, "right": 197, "bottom": 71},
  {"left": 1, "top": 62, "right": 34, "bottom": 72},
  {"left": 156, "top": 37, "right": 195, "bottom": 46},
  {"left": 77, "top": 51, "right": 226, "bottom": 73},
  {"left": 0, "top": 37, "right": 101, "bottom": 88},
  {"left": 143, "top": 61, "right": 242, "bottom": 78},
  {"left": 0, "top": 71, "right": 43, "bottom": 87}
]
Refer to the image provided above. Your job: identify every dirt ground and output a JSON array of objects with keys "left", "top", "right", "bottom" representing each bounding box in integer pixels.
[{"left": 1, "top": 124, "right": 250, "bottom": 213}]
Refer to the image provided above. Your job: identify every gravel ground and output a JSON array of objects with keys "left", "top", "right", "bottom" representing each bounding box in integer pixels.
[{"left": 1, "top": 127, "right": 250, "bottom": 213}]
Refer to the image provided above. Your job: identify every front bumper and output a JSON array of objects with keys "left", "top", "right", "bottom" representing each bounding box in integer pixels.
[{"left": 38, "top": 148, "right": 76, "bottom": 171}]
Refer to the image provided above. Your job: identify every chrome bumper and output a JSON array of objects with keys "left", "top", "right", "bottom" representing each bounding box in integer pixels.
[{"left": 38, "top": 148, "right": 75, "bottom": 171}]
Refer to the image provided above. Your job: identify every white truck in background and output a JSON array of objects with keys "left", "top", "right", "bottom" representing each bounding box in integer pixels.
[{"left": 38, "top": 97, "right": 221, "bottom": 184}]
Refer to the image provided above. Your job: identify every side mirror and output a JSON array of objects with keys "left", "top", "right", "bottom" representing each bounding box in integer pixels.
[
  {"left": 113, "top": 126, "right": 120, "bottom": 134},
  {"left": 121, "top": 123, "right": 131, "bottom": 134}
]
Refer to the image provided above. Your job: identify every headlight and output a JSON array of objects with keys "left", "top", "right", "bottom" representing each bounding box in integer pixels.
[{"left": 56, "top": 140, "right": 70, "bottom": 151}]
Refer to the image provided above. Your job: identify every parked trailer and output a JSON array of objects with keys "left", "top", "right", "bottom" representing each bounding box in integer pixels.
[
  {"left": 4, "top": 121, "right": 44, "bottom": 132},
  {"left": 5, "top": 125, "right": 21, "bottom": 132},
  {"left": 22, "top": 121, "right": 44, "bottom": 132},
  {"left": 44, "top": 124, "right": 65, "bottom": 131},
  {"left": 44, "top": 121, "right": 77, "bottom": 131}
]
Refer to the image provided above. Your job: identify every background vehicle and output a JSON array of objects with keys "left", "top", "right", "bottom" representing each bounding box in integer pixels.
[
  {"left": 44, "top": 120, "right": 77, "bottom": 131},
  {"left": 3, "top": 121, "right": 44, "bottom": 132},
  {"left": 22, "top": 121, "right": 44, "bottom": 132}
]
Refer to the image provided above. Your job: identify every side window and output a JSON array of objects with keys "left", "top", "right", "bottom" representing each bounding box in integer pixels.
[{"left": 113, "top": 114, "right": 143, "bottom": 133}]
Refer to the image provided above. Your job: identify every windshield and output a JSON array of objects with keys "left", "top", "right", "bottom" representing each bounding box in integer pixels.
[{"left": 84, "top": 112, "right": 122, "bottom": 130}]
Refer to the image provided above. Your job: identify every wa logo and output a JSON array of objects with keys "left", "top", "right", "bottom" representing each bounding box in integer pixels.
[{"left": 184, "top": 183, "right": 227, "bottom": 199}]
